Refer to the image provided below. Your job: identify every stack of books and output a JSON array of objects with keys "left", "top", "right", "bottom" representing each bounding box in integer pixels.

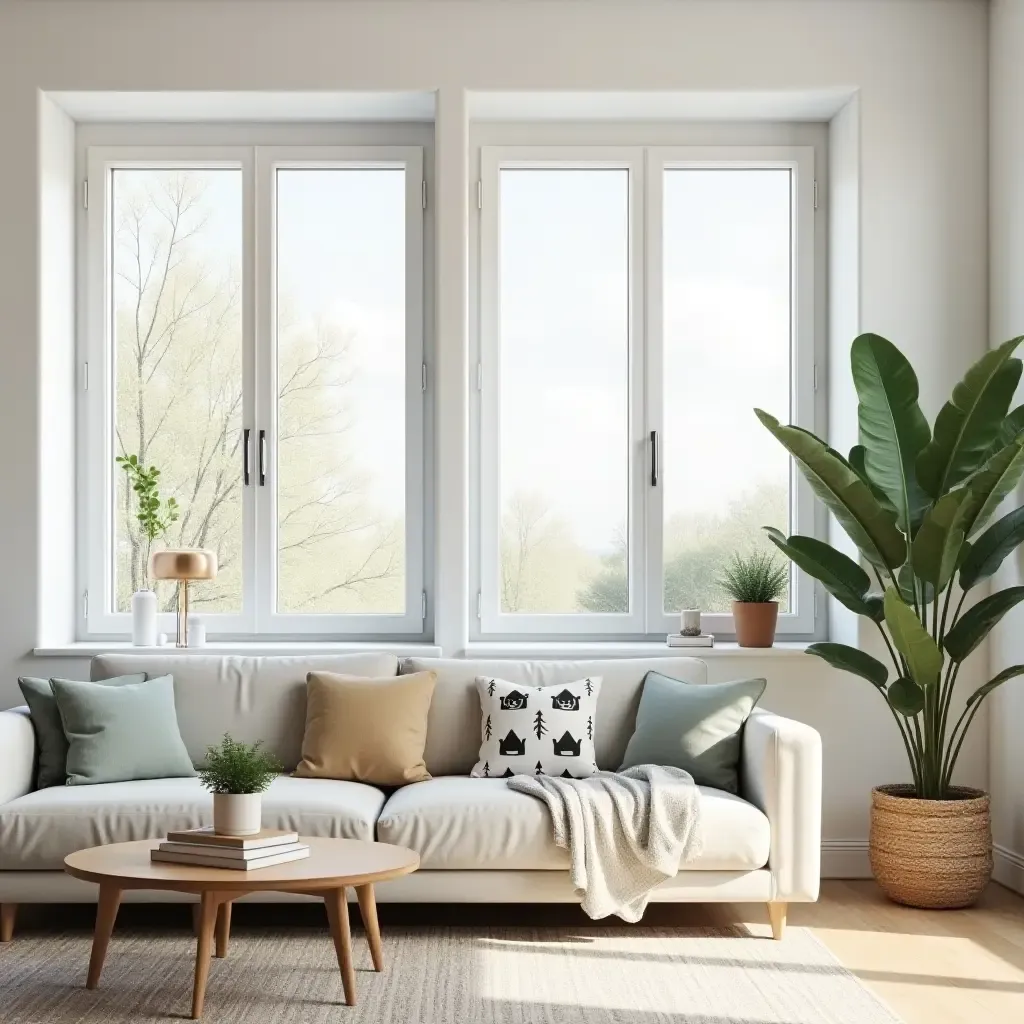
[
  {"left": 666, "top": 633, "right": 715, "bottom": 648},
  {"left": 150, "top": 828, "right": 310, "bottom": 870}
]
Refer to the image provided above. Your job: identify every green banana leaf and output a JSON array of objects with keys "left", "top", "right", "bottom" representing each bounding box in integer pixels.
[
  {"left": 916, "top": 338, "right": 1023, "bottom": 497},
  {"left": 897, "top": 563, "right": 935, "bottom": 605},
  {"left": 911, "top": 490, "right": 971, "bottom": 589},
  {"left": 959, "top": 506, "right": 1024, "bottom": 590},
  {"left": 849, "top": 444, "right": 899, "bottom": 513},
  {"left": 764, "top": 528, "right": 882, "bottom": 620},
  {"left": 756, "top": 410, "right": 906, "bottom": 570},
  {"left": 888, "top": 677, "right": 926, "bottom": 716},
  {"left": 884, "top": 588, "right": 942, "bottom": 687},
  {"left": 806, "top": 642, "right": 889, "bottom": 689},
  {"left": 959, "top": 434, "right": 1024, "bottom": 537},
  {"left": 944, "top": 586, "right": 1024, "bottom": 661},
  {"left": 851, "top": 334, "right": 931, "bottom": 534},
  {"left": 966, "top": 664, "right": 1024, "bottom": 707}
]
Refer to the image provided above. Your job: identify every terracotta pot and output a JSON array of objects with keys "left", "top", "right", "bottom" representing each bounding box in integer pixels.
[
  {"left": 212, "top": 793, "right": 263, "bottom": 836},
  {"left": 732, "top": 601, "right": 779, "bottom": 647},
  {"left": 869, "top": 784, "right": 992, "bottom": 909}
]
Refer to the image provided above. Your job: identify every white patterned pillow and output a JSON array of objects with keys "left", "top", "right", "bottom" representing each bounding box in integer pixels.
[{"left": 470, "top": 676, "right": 601, "bottom": 779}]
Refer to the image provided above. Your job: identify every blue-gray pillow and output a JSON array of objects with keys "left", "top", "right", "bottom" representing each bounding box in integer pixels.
[
  {"left": 18, "top": 673, "right": 147, "bottom": 788},
  {"left": 619, "top": 672, "right": 766, "bottom": 793},
  {"left": 51, "top": 675, "right": 195, "bottom": 786}
]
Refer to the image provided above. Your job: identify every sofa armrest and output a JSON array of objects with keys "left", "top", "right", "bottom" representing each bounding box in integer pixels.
[
  {"left": 741, "top": 707, "right": 822, "bottom": 902},
  {"left": 0, "top": 707, "right": 35, "bottom": 805}
]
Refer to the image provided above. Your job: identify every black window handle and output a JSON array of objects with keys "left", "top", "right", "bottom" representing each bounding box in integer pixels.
[
  {"left": 650, "top": 429, "right": 659, "bottom": 487},
  {"left": 258, "top": 429, "right": 267, "bottom": 487},
  {"left": 243, "top": 428, "right": 251, "bottom": 486}
]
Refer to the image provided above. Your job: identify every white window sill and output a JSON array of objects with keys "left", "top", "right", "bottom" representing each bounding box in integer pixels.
[
  {"left": 463, "top": 641, "right": 813, "bottom": 659},
  {"left": 34, "top": 641, "right": 443, "bottom": 658}
]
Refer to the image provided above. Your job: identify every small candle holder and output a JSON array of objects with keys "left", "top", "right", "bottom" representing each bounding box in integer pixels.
[{"left": 680, "top": 609, "right": 702, "bottom": 637}]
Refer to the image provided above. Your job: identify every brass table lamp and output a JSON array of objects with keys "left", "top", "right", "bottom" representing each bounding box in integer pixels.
[{"left": 148, "top": 549, "right": 217, "bottom": 648}]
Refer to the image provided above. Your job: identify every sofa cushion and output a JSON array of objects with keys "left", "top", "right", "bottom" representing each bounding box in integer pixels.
[
  {"left": 401, "top": 657, "right": 708, "bottom": 776},
  {"left": 0, "top": 775, "right": 385, "bottom": 870},
  {"left": 91, "top": 653, "right": 400, "bottom": 769},
  {"left": 376, "top": 776, "right": 770, "bottom": 872}
]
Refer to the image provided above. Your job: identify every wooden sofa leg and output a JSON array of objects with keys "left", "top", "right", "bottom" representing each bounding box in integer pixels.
[
  {"left": 767, "top": 902, "right": 787, "bottom": 940},
  {"left": 1, "top": 904, "right": 16, "bottom": 942}
]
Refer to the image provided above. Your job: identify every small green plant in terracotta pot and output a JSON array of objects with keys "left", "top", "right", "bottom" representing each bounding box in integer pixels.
[
  {"left": 720, "top": 552, "right": 789, "bottom": 647},
  {"left": 198, "top": 734, "right": 282, "bottom": 837}
]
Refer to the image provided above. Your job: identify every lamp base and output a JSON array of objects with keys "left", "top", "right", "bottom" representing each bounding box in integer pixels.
[{"left": 176, "top": 579, "right": 190, "bottom": 648}]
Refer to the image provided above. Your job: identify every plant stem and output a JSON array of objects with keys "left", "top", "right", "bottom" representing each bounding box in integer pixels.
[
  {"left": 941, "top": 696, "right": 983, "bottom": 793},
  {"left": 874, "top": 619, "right": 923, "bottom": 792}
]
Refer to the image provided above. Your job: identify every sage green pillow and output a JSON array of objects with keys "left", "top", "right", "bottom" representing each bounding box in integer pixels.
[
  {"left": 619, "top": 672, "right": 767, "bottom": 793},
  {"left": 18, "top": 673, "right": 147, "bottom": 788},
  {"left": 51, "top": 675, "right": 195, "bottom": 786}
]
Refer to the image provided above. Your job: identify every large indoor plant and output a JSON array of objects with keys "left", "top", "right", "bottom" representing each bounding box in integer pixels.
[
  {"left": 758, "top": 332, "right": 1024, "bottom": 908},
  {"left": 198, "top": 735, "right": 282, "bottom": 837}
]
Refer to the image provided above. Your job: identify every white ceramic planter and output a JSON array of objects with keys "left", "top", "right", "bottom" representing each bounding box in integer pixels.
[
  {"left": 212, "top": 793, "right": 262, "bottom": 837},
  {"left": 131, "top": 589, "right": 158, "bottom": 647}
]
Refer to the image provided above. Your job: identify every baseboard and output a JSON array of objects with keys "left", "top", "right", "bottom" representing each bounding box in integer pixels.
[
  {"left": 821, "top": 839, "right": 871, "bottom": 879},
  {"left": 994, "top": 843, "right": 1024, "bottom": 894}
]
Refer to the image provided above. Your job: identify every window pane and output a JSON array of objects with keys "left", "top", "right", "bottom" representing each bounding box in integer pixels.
[
  {"left": 276, "top": 168, "right": 406, "bottom": 614},
  {"left": 111, "top": 168, "right": 243, "bottom": 613},
  {"left": 498, "top": 168, "right": 630, "bottom": 614},
  {"left": 662, "top": 168, "right": 792, "bottom": 614}
]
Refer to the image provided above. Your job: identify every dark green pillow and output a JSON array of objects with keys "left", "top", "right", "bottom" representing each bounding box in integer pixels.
[
  {"left": 51, "top": 675, "right": 195, "bottom": 786},
  {"left": 619, "top": 672, "right": 766, "bottom": 793},
  {"left": 18, "top": 673, "right": 147, "bottom": 788}
]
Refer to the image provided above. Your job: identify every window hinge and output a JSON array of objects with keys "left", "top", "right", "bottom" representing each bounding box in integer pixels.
[
  {"left": 83, "top": 591, "right": 89, "bottom": 620},
  {"left": 422, "top": 180, "right": 427, "bottom": 210},
  {"left": 82, "top": 361, "right": 89, "bottom": 391},
  {"left": 421, "top": 590, "right": 428, "bottom": 620},
  {"left": 421, "top": 362, "right": 427, "bottom": 391},
  {"left": 813, "top": 363, "right": 819, "bottom": 392},
  {"left": 82, "top": 179, "right": 89, "bottom": 210},
  {"left": 476, "top": 591, "right": 482, "bottom": 619},
  {"left": 476, "top": 362, "right": 482, "bottom": 391},
  {"left": 476, "top": 180, "right": 482, "bottom": 210},
  {"left": 813, "top": 179, "right": 818, "bottom": 210}
]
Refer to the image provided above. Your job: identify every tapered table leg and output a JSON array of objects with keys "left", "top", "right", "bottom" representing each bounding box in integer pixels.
[
  {"left": 86, "top": 885, "right": 122, "bottom": 989},
  {"left": 356, "top": 883, "right": 383, "bottom": 972},
  {"left": 192, "top": 891, "right": 220, "bottom": 1019},
  {"left": 215, "top": 900, "right": 232, "bottom": 958},
  {"left": 324, "top": 887, "right": 356, "bottom": 1005}
]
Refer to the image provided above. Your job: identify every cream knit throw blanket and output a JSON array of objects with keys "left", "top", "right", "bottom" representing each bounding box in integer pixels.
[{"left": 507, "top": 764, "right": 703, "bottom": 922}]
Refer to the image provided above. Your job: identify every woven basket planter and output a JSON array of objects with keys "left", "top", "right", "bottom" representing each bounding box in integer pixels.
[{"left": 869, "top": 784, "right": 992, "bottom": 909}]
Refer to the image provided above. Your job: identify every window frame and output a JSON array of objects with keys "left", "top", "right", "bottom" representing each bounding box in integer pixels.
[
  {"left": 79, "top": 141, "right": 428, "bottom": 639},
  {"left": 471, "top": 141, "right": 822, "bottom": 641}
]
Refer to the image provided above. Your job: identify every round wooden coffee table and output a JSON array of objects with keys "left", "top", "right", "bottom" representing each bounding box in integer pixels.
[{"left": 64, "top": 837, "right": 419, "bottom": 1019}]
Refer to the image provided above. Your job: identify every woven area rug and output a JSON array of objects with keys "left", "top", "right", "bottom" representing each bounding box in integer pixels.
[{"left": 0, "top": 923, "right": 902, "bottom": 1023}]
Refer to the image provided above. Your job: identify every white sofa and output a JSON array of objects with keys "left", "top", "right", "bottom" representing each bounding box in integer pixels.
[{"left": 0, "top": 654, "right": 821, "bottom": 939}]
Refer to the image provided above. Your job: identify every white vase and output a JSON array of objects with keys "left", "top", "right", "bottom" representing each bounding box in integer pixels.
[
  {"left": 187, "top": 613, "right": 206, "bottom": 648},
  {"left": 212, "top": 793, "right": 262, "bottom": 836},
  {"left": 131, "top": 589, "right": 158, "bottom": 647}
]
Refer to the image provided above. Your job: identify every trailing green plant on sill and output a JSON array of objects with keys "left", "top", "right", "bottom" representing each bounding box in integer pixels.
[
  {"left": 757, "top": 332, "right": 1024, "bottom": 800},
  {"left": 719, "top": 551, "right": 788, "bottom": 604},
  {"left": 197, "top": 734, "right": 283, "bottom": 795}
]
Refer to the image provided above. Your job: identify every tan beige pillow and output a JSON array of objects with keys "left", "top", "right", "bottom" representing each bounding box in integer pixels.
[{"left": 293, "top": 671, "right": 436, "bottom": 786}]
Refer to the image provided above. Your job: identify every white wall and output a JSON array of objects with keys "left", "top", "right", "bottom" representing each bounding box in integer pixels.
[
  {"left": 0, "top": 0, "right": 990, "bottom": 873},
  {"left": 989, "top": 0, "right": 1024, "bottom": 893}
]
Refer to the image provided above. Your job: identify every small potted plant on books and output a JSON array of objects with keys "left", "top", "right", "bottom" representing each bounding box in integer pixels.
[
  {"left": 198, "top": 734, "right": 283, "bottom": 837},
  {"left": 720, "top": 552, "right": 789, "bottom": 648}
]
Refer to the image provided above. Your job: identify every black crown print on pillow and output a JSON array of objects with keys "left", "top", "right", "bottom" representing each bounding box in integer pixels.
[
  {"left": 471, "top": 676, "right": 602, "bottom": 779},
  {"left": 551, "top": 689, "right": 580, "bottom": 711},
  {"left": 552, "top": 731, "right": 582, "bottom": 757},
  {"left": 499, "top": 689, "right": 529, "bottom": 711},
  {"left": 498, "top": 729, "right": 527, "bottom": 756}
]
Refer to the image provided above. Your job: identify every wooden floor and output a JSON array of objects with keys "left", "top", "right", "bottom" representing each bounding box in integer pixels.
[
  {"left": 747, "top": 880, "right": 1024, "bottom": 1024},
  {"left": 12, "top": 880, "right": 1024, "bottom": 1023}
]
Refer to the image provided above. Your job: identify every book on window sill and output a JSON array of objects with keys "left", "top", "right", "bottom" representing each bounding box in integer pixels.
[
  {"left": 151, "top": 846, "right": 310, "bottom": 871},
  {"left": 164, "top": 827, "right": 299, "bottom": 851},
  {"left": 665, "top": 634, "right": 715, "bottom": 648},
  {"left": 156, "top": 840, "right": 307, "bottom": 862}
]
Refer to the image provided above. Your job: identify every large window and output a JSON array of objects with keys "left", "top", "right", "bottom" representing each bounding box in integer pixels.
[
  {"left": 475, "top": 145, "right": 819, "bottom": 638},
  {"left": 82, "top": 144, "right": 426, "bottom": 637}
]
